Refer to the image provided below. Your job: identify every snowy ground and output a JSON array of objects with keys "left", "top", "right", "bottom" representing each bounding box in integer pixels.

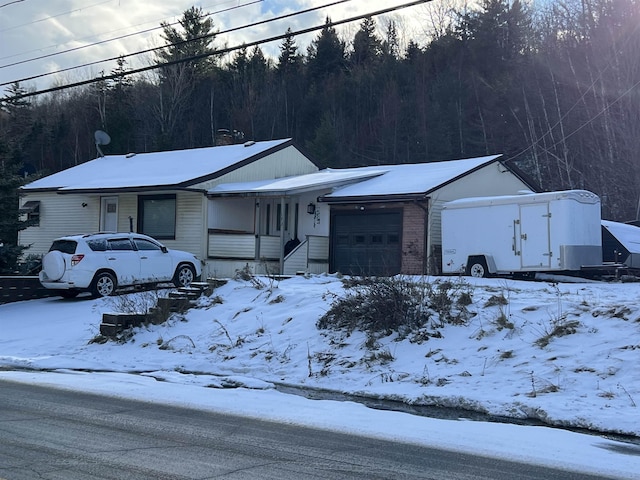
[{"left": 1, "top": 274, "right": 639, "bottom": 478}]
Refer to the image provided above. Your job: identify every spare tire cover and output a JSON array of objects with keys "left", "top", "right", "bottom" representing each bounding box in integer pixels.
[{"left": 42, "top": 251, "right": 66, "bottom": 281}]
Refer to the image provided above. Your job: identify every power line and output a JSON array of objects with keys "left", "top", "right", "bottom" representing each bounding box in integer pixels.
[
  {"left": 0, "top": 0, "right": 114, "bottom": 32},
  {"left": 505, "top": 19, "right": 640, "bottom": 168},
  {"left": 3, "top": 0, "right": 429, "bottom": 101},
  {"left": 0, "top": 0, "right": 358, "bottom": 88},
  {"left": 0, "top": 0, "right": 262, "bottom": 67},
  {"left": 0, "top": 0, "right": 25, "bottom": 8}
]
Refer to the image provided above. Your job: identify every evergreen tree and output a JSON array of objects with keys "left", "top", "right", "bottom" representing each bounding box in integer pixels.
[
  {"left": 276, "top": 30, "right": 304, "bottom": 138},
  {"left": 277, "top": 29, "right": 302, "bottom": 76},
  {"left": 106, "top": 56, "right": 135, "bottom": 154},
  {"left": 382, "top": 21, "right": 401, "bottom": 60},
  {"left": 0, "top": 87, "right": 34, "bottom": 272},
  {"left": 153, "top": 6, "right": 217, "bottom": 149},
  {"left": 306, "top": 18, "right": 346, "bottom": 80},
  {"left": 351, "top": 17, "right": 382, "bottom": 66},
  {"left": 156, "top": 6, "right": 217, "bottom": 81}
]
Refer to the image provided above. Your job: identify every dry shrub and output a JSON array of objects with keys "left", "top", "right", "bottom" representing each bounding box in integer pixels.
[{"left": 317, "top": 276, "right": 473, "bottom": 339}]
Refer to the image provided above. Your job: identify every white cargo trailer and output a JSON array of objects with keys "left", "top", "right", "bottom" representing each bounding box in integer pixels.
[{"left": 441, "top": 190, "right": 602, "bottom": 277}]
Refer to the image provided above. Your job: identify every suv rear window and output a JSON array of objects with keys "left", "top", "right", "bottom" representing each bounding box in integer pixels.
[{"left": 49, "top": 240, "right": 77, "bottom": 254}]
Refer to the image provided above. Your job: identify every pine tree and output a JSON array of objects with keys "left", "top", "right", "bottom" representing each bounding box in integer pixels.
[
  {"left": 106, "top": 56, "right": 135, "bottom": 154},
  {"left": 156, "top": 6, "right": 217, "bottom": 81},
  {"left": 0, "top": 87, "right": 33, "bottom": 272},
  {"left": 351, "top": 17, "right": 382, "bottom": 66},
  {"left": 306, "top": 18, "right": 346, "bottom": 80},
  {"left": 276, "top": 30, "right": 303, "bottom": 138}
]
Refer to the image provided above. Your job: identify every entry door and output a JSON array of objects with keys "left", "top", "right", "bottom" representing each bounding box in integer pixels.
[
  {"left": 101, "top": 197, "right": 118, "bottom": 232},
  {"left": 519, "top": 203, "right": 551, "bottom": 268}
]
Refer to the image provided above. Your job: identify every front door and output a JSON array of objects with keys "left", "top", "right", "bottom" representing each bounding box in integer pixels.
[{"left": 101, "top": 197, "right": 118, "bottom": 232}]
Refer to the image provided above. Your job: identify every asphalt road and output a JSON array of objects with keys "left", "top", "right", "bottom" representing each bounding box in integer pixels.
[{"left": 0, "top": 380, "right": 619, "bottom": 480}]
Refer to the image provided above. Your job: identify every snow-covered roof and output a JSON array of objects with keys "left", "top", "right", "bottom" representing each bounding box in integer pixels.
[
  {"left": 602, "top": 220, "right": 640, "bottom": 254},
  {"left": 443, "top": 189, "right": 600, "bottom": 209},
  {"left": 322, "top": 155, "right": 502, "bottom": 201},
  {"left": 208, "top": 168, "right": 388, "bottom": 197},
  {"left": 21, "top": 139, "right": 293, "bottom": 192}
]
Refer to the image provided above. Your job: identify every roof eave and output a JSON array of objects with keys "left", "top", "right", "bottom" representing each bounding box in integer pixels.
[
  {"left": 319, "top": 193, "right": 429, "bottom": 204},
  {"left": 54, "top": 186, "right": 206, "bottom": 195}
]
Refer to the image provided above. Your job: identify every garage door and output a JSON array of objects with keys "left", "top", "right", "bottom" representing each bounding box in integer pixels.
[{"left": 331, "top": 211, "right": 402, "bottom": 276}]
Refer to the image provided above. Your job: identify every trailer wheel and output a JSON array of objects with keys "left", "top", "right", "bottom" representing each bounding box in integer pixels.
[{"left": 467, "top": 257, "right": 489, "bottom": 278}]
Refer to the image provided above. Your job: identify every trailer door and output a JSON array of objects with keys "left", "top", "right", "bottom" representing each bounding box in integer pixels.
[{"left": 519, "top": 203, "right": 551, "bottom": 268}]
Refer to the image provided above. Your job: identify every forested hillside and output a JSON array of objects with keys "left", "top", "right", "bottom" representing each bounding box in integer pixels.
[{"left": 1, "top": 0, "right": 639, "bottom": 237}]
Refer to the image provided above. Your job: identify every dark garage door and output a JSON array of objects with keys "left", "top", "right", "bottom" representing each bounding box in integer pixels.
[{"left": 331, "top": 211, "right": 402, "bottom": 276}]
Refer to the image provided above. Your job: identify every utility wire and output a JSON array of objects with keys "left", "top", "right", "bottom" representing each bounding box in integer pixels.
[
  {"left": 4, "top": 0, "right": 429, "bottom": 101},
  {"left": 0, "top": 0, "right": 113, "bottom": 32},
  {"left": 0, "top": 0, "right": 263, "bottom": 67},
  {"left": 504, "top": 18, "right": 640, "bottom": 167},
  {"left": 0, "top": 0, "right": 357, "bottom": 87},
  {"left": 0, "top": 0, "right": 25, "bottom": 7}
]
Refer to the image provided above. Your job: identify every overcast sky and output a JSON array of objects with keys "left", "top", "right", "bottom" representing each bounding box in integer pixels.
[{"left": 0, "top": 0, "right": 432, "bottom": 97}]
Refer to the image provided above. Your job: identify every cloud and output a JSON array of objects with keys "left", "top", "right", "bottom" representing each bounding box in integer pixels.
[{"left": 0, "top": 0, "right": 430, "bottom": 95}]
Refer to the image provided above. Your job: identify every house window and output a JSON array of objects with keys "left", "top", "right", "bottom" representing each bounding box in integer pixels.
[
  {"left": 19, "top": 200, "right": 40, "bottom": 226},
  {"left": 137, "top": 194, "right": 176, "bottom": 239}
]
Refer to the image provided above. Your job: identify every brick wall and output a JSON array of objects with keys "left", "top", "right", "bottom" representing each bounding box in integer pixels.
[{"left": 401, "top": 203, "right": 427, "bottom": 275}]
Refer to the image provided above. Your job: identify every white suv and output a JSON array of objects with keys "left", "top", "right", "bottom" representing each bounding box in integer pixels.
[{"left": 39, "top": 232, "right": 202, "bottom": 298}]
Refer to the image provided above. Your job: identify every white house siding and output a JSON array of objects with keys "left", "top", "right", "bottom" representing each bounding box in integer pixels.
[
  {"left": 282, "top": 236, "right": 329, "bottom": 276},
  {"left": 18, "top": 192, "right": 99, "bottom": 256},
  {"left": 115, "top": 194, "right": 137, "bottom": 233},
  {"left": 208, "top": 234, "right": 255, "bottom": 258},
  {"left": 111, "top": 191, "right": 206, "bottom": 258},
  {"left": 19, "top": 191, "right": 207, "bottom": 261},
  {"left": 175, "top": 192, "right": 206, "bottom": 258},
  {"left": 307, "top": 235, "right": 329, "bottom": 261},
  {"left": 426, "top": 162, "right": 532, "bottom": 271},
  {"left": 208, "top": 198, "right": 254, "bottom": 232},
  {"left": 193, "top": 145, "right": 318, "bottom": 191},
  {"left": 283, "top": 245, "right": 307, "bottom": 275}
]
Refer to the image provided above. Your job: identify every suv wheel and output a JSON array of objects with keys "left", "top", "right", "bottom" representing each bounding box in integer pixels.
[
  {"left": 173, "top": 264, "right": 195, "bottom": 288},
  {"left": 91, "top": 272, "right": 117, "bottom": 297}
]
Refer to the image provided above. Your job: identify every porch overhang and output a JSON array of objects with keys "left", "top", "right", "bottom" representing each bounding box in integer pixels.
[
  {"left": 207, "top": 168, "right": 388, "bottom": 199},
  {"left": 318, "top": 193, "right": 430, "bottom": 204}
]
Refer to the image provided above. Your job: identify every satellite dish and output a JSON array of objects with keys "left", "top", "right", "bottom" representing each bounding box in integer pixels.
[{"left": 94, "top": 130, "right": 111, "bottom": 157}]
